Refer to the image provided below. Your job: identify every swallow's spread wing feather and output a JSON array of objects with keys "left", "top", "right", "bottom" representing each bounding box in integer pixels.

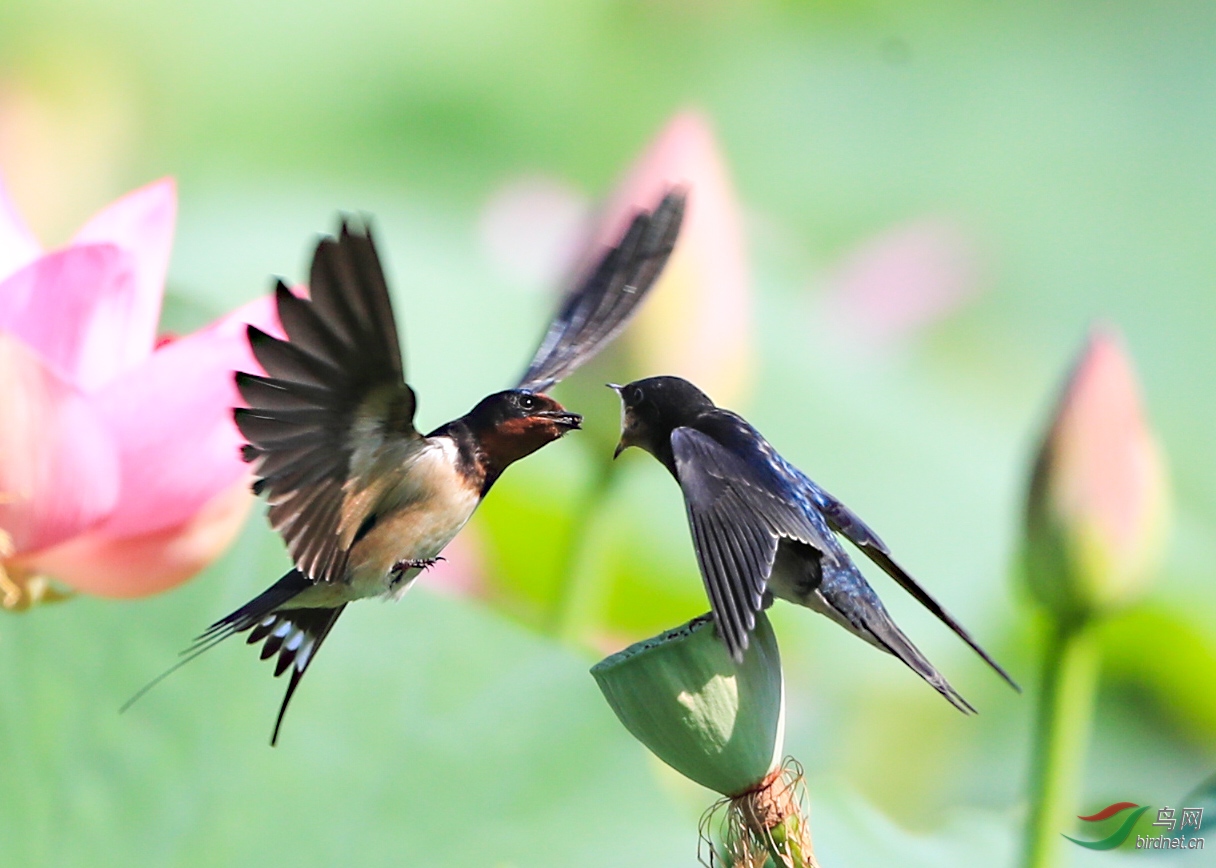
[
  {"left": 235, "top": 221, "right": 419, "bottom": 584},
  {"left": 797, "top": 474, "right": 1020, "bottom": 691},
  {"left": 516, "top": 189, "right": 686, "bottom": 393},
  {"left": 671, "top": 426, "right": 831, "bottom": 661}
]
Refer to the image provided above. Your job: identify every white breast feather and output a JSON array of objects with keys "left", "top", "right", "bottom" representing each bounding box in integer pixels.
[{"left": 345, "top": 437, "right": 481, "bottom": 601}]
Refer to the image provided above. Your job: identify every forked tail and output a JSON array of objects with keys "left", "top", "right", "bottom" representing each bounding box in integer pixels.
[{"left": 122, "top": 570, "right": 345, "bottom": 745}]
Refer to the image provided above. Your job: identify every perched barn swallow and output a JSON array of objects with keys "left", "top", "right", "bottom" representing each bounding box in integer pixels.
[
  {"left": 610, "top": 375, "right": 1018, "bottom": 712},
  {"left": 128, "top": 190, "right": 685, "bottom": 743}
]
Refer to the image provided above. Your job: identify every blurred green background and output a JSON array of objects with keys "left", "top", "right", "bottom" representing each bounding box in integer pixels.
[{"left": 2, "top": 1, "right": 1214, "bottom": 865}]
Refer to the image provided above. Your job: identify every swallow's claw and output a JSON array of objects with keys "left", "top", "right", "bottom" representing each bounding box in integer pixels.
[{"left": 392, "top": 556, "right": 445, "bottom": 575}]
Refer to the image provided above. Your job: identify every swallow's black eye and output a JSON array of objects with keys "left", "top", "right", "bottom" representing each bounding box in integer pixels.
[
  {"left": 629, "top": 385, "right": 644, "bottom": 406},
  {"left": 517, "top": 393, "right": 537, "bottom": 412}
]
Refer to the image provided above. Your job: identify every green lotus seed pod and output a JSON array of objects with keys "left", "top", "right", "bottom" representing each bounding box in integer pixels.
[{"left": 592, "top": 611, "right": 784, "bottom": 797}]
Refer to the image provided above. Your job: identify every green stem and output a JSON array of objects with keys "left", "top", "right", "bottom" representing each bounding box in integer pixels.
[
  {"left": 547, "top": 458, "right": 617, "bottom": 642},
  {"left": 760, "top": 830, "right": 788, "bottom": 868},
  {"left": 768, "top": 812, "right": 817, "bottom": 868},
  {"left": 1023, "top": 616, "right": 1101, "bottom": 868}
]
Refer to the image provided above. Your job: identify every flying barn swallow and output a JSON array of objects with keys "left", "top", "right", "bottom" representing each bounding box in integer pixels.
[
  {"left": 610, "top": 375, "right": 1018, "bottom": 712},
  {"left": 128, "top": 190, "right": 685, "bottom": 743}
]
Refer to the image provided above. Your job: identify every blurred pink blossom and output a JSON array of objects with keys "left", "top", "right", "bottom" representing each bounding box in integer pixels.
[
  {"left": 478, "top": 175, "right": 590, "bottom": 290},
  {"left": 0, "top": 177, "right": 276, "bottom": 608},
  {"left": 601, "top": 111, "right": 754, "bottom": 404},
  {"left": 423, "top": 532, "right": 486, "bottom": 600},
  {"left": 822, "top": 218, "right": 979, "bottom": 343}
]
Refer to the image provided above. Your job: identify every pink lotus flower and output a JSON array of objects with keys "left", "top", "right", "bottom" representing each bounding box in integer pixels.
[{"left": 0, "top": 177, "right": 277, "bottom": 608}]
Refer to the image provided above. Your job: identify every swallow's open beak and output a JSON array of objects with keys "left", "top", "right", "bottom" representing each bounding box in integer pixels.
[{"left": 542, "top": 410, "right": 582, "bottom": 431}]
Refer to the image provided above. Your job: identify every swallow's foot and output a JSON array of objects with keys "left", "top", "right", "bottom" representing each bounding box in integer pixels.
[
  {"left": 388, "top": 557, "right": 445, "bottom": 591},
  {"left": 391, "top": 556, "right": 445, "bottom": 575}
]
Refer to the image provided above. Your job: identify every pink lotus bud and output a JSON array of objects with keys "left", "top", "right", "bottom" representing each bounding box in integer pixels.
[
  {"left": 477, "top": 112, "right": 752, "bottom": 412},
  {"left": 1023, "top": 327, "right": 1169, "bottom": 620},
  {"left": 601, "top": 111, "right": 754, "bottom": 405}
]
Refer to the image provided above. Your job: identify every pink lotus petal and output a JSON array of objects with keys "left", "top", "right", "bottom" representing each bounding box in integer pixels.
[
  {"left": 0, "top": 243, "right": 143, "bottom": 391},
  {"left": 0, "top": 333, "right": 119, "bottom": 553},
  {"left": 824, "top": 218, "right": 979, "bottom": 342},
  {"left": 88, "top": 295, "right": 277, "bottom": 539},
  {"left": 18, "top": 477, "right": 252, "bottom": 598},
  {"left": 0, "top": 175, "right": 41, "bottom": 279},
  {"left": 605, "top": 111, "right": 754, "bottom": 404},
  {"left": 70, "top": 178, "right": 176, "bottom": 369}
]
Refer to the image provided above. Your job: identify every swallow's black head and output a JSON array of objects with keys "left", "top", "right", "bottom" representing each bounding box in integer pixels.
[
  {"left": 463, "top": 389, "right": 582, "bottom": 474},
  {"left": 609, "top": 376, "right": 715, "bottom": 467}
]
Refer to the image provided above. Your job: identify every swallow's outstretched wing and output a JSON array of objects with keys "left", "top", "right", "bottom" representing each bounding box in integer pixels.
[
  {"left": 796, "top": 474, "right": 1020, "bottom": 692},
  {"left": 516, "top": 189, "right": 686, "bottom": 393},
  {"left": 670, "top": 426, "right": 831, "bottom": 661},
  {"left": 235, "top": 220, "right": 420, "bottom": 584}
]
